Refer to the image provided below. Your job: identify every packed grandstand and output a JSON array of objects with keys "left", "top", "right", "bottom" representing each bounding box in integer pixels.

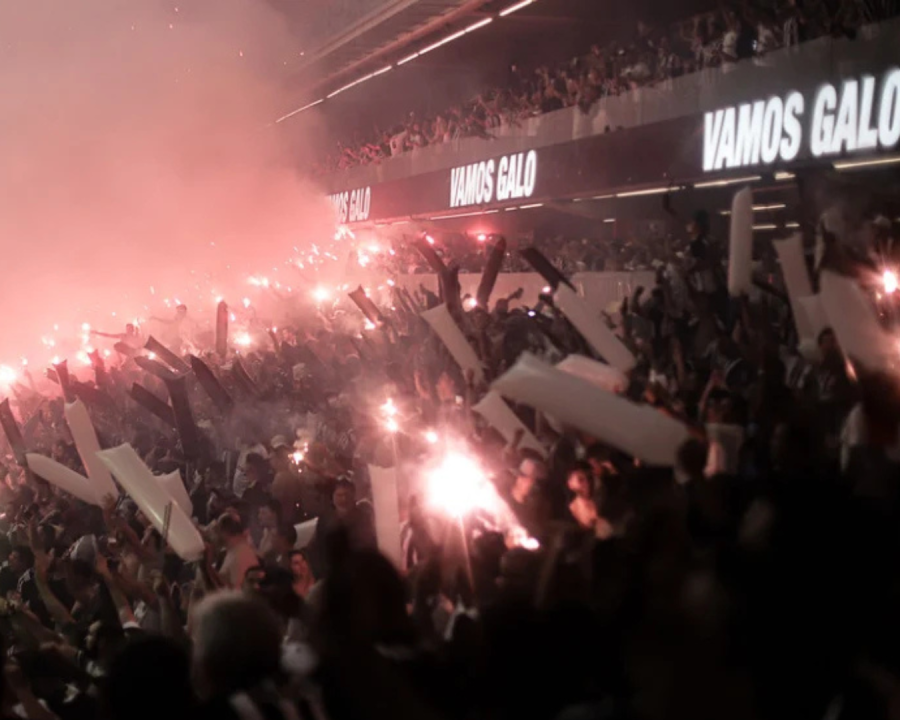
[
  {"left": 1, "top": 1, "right": 900, "bottom": 720},
  {"left": 313, "top": 0, "right": 893, "bottom": 174}
]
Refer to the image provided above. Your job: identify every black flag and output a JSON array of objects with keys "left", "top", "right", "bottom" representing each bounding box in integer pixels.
[
  {"left": 414, "top": 235, "right": 447, "bottom": 276},
  {"left": 134, "top": 356, "right": 181, "bottom": 383},
  {"left": 144, "top": 336, "right": 190, "bottom": 374},
  {"left": 164, "top": 376, "right": 202, "bottom": 460},
  {"left": 477, "top": 236, "right": 507, "bottom": 309},
  {"left": 128, "top": 383, "right": 177, "bottom": 429},
  {"left": 189, "top": 356, "right": 233, "bottom": 414},
  {"left": 53, "top": 360, "right": 75, "bottom": 403},
  {"left": 0, "top": 399, "right": 27, "bottom": 466},
  {"left": 520, "top": 247, "right": 575, "bottom": 291},
  {"left": 348, "top": 286, "right": 385, "bottom": 327}
]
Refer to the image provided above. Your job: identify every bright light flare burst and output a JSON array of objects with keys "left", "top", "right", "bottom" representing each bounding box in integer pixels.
[
  {"left": 380, "top": 397, "right": 400, "bottom": 433},
  {"left": 0, "top": 365, "right": 17, "bottom": 387},
  {"left": 425, "top": 451, "right": 492, "bottom": 518},
  {"left": 424, "top": 446, "right": 540, "bottom": 549},
  {"left": 883, "top": 270, "right": 898, "bottom": 295}
]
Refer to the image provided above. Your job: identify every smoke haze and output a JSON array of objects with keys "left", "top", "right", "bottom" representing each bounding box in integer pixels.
[{"left": 0, "top": 0, "right": 333, "bottom": 366}]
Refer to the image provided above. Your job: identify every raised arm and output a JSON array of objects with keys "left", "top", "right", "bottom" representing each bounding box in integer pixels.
[
  {"left": 94, "top": 553, "right": 136, "bottom": 627},
  {"left": 32, "top": 550, "right": 74, "bottom": 628}
]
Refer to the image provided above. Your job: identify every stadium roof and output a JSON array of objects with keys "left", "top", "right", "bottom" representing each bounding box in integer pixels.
[
  {"left": 274, "top": 0, "right": 715, "bottom": 124},
  {"left": 286, "top": 0, "right": 493, "bottom": 96}
]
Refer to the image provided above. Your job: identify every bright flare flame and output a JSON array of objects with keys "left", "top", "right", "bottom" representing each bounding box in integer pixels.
[
  {"left": 235, "top": 332, "right": 252, "bottom": 348},
  {"left": 292, "top": 450, "right": 304, "bottom": 464},
  {"left": 463, "top": 297, "right": 478, "bottom": 311},
  {"left": 0, "top": 365, "right": 17, "bottom": 387},
  {"left": 385, "top": 418, "right": 400, "bottom": 434},
  {"left": 381, "top": 398, "right": 397, "bottom": 417},
  {"left": 509, "top": 526, "right": 540, "bottom": 550},
  {"left": 425, "top": 451, "right": 491, "bottom": 518},
  {"left": 312, "top": 286, "right": 331, "bottom": 303},
  {"left": 424, "top": 430, "right": 439, "bottom": 444},
  {"left": 883, "top": 270, "right": 898, "bottom": 294}
]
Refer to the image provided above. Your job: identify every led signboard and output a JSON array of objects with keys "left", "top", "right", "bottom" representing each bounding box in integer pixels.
[{"left": 703, "top": 68, "right": 900, "bottom": 171}]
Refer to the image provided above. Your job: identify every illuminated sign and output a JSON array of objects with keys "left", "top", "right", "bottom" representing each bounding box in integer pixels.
[
  {"left": 329, "top": 186, "right": 371, "bottom": 223},
  {"left": 703, "top": 68, "right": 900, "bottom": 171},
  {"left": 449, "top": 150, "right": 538, "bottom": 208}
]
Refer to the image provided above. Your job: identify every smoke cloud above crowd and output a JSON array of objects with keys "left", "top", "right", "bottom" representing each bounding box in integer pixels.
[{"left": 0, "top": 0, "right": 334, "bottom": 366}]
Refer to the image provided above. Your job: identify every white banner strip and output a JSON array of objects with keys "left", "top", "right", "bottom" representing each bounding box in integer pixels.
[
  {"left": 26, "top": 453, "right": 100, "bottom": 506},
  {"left": 64, "top": 400, "right": 119, "bottom": 501},
  {"left": 728, "top": 186, "right": 753, "bottom": 297},
  {"left": 554, "top": 285, "right": 635, "bottom": 373},
  {"left": 421, "top": 303, "right": 485, "bottom": 384},
  {"left": 97, "top": 444, "right": 203, "bottom": 561},
  {"left": 492, "top": 353, "right": 688, "bottom": 466},
  {"left": 472, "top": 391, "right": 546, "bottom": 457}
]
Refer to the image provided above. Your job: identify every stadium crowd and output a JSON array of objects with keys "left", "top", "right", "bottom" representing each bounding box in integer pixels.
[
  {"left": 0, "top": 192, "right": 898, "bottom": 720},
  {"left": 316, "top": 0, "right": 892, "bottom": 174},
  {"left": 364, "top": 230, "right": 667, "bottom": 275}
]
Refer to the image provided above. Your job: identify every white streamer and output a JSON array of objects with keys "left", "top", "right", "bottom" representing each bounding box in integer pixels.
[
  {"left": 420, "top": 304, "right": 485, "bottom": 384},
  {"left": 26, "top": 453, "right": 100, "bottom": 506},
  {"left": 97, "top": 444, "right": 203, "bottom": 561},
  {"left": 556, "top": 354, "right": 628, "bottom": 394},
  {"left": 554, "top": 284, "right": 635, "bottom": 373},
  {"left": 820, "top": 271, "right": 897, "bottom": 372},
  {"left": 64, "top": 400, "right": 119, "bottom": 501},
  {"left": 728, "top": 186, "right": 753, "bottom": 297},
  {"left": 472, "top": 391, "right": 546, "bottom": 457},
  {"left": 157, "top": 470, "right": 192, "bottom": 517},
  {"left": 493, "top": 353, "right": 689, "bottom": 466}
]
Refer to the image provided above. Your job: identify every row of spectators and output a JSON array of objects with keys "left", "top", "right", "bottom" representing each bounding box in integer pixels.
[
  {"left": 314, "top": 0, "right": 890, "bottom": 175},
  {"left": 363, "top": 230, "right": 669, "bottom": 275}
]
